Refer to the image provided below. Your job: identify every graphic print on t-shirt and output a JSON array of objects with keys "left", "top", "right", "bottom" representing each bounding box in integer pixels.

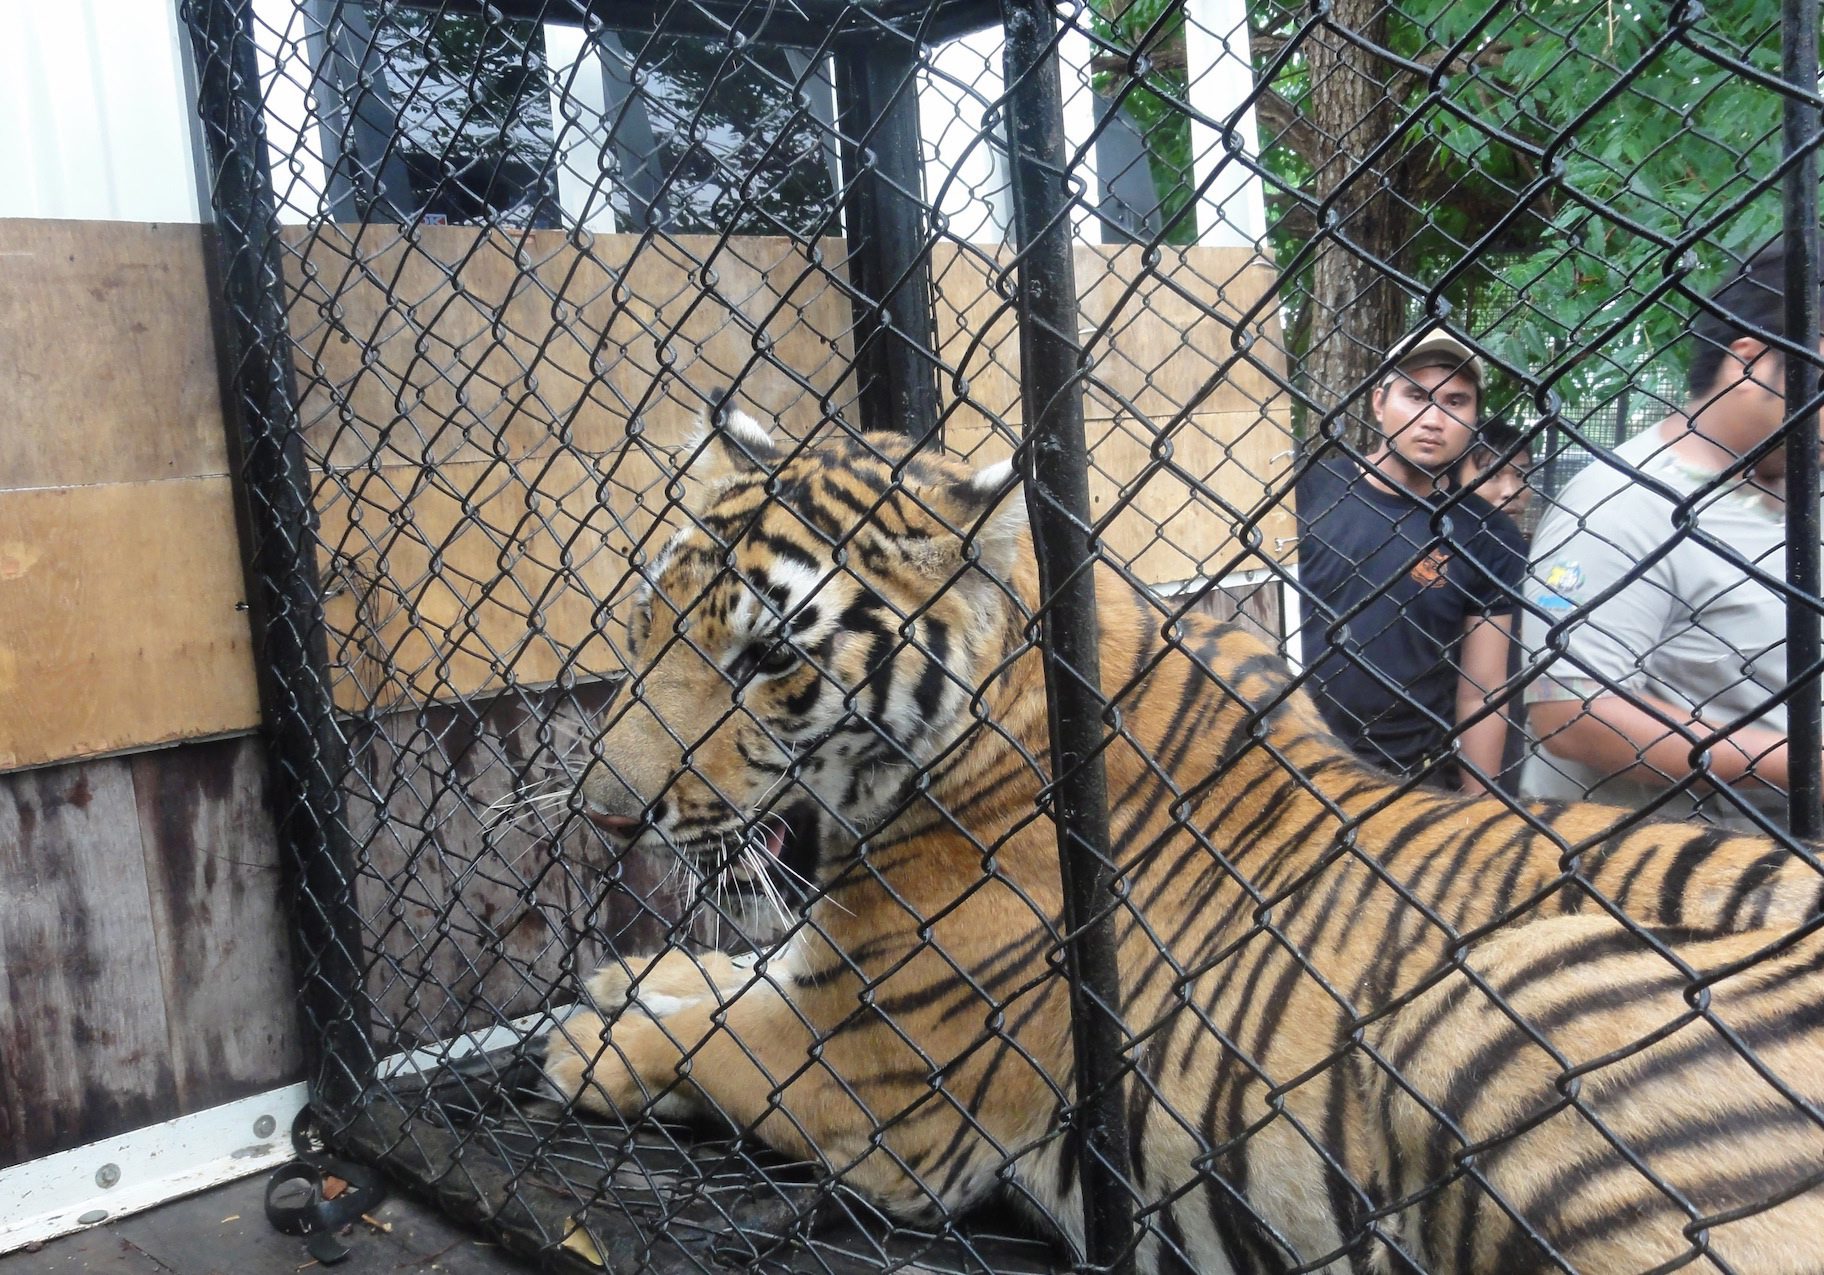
[{"left": 1410, "top": 548, "right": 1451, "bottom": 588}]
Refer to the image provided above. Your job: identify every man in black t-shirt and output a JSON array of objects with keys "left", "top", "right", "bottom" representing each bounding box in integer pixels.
[{"left": 1296, "top": 329, "right": 1527, "bottom": 791}]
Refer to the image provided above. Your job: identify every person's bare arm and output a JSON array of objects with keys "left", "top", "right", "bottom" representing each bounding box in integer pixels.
[
  {"left": 1455, "top": 614, "right": 1514, "bottom": 794},
  {"left": 1528, "top": 692, "right": 1797, "bottom": 793}
]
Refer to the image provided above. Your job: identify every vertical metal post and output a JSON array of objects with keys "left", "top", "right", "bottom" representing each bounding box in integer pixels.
[
  {"left": 1000, "top": 3, "right": 1136, "bottom": 1271},
  {"left": 1092, "top": 93, "right": 1161, "bottom": 244},
  {"left": 781, "top": 46, "right": 845, "bottom": 209},
  {"left": 180, "top": 0, "right": 375, "bottom": 1111},
  {"left": 834, "top": 35, "right": 941, "bottom": 438},
  {"left": 1783, "top": 0, "right": 1822, "bottom": 839},
  {"left": 303, "top": 0, "right": 414, "bottom": 224},
  {"left": 596, "top": 29, "right": 671, "bottom": 230}
]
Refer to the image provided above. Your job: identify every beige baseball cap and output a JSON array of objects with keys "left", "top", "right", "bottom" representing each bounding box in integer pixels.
[{"left": 1383, "top": 327, "right": 1484, "bottom": 387}]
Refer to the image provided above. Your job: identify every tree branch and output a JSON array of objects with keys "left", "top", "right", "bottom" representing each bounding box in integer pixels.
[{"left": 1246, "top": 26, "right": 1533, "bottom": 78}]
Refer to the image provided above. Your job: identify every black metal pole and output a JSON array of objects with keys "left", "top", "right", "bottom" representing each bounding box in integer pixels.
[
  {"left": 999, "top": 3, "right": 1136, "bottom": 1271},
  {"left": 180, "top": 0, "right": 375, "bottom": 1112},
  {"left": 302, "top": 0, "right": 415, "bottom": 224},
  {"left": 1783, "top": 0, "right": 1822, "bottom": 839},
  {"left": 833, "top": 35, "right": 941, "bottom": 439}
]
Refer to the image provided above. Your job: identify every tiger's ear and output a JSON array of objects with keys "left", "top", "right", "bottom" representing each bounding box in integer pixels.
[
  {"left": 922, "top": 457, "right": 1026, "bottom": 578},
  {"left": 681, "top": 404, "right": 781, "bottom": 510}
]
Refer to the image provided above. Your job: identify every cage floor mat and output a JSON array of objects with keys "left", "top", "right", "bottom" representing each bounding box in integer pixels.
[{"left": 332, "top": 1044, "right": 1069, "bottom": 1274}]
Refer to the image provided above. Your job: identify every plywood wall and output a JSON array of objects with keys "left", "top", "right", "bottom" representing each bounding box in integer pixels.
[
  {"left": 0, "top": 220, "right": 261, "bottom": 771},
  {"left": 0, "top": 218, "right": 1291, "bottom": 767},
  {"left": 294, "top": 226, "right": 1295, "bottom": 718}
]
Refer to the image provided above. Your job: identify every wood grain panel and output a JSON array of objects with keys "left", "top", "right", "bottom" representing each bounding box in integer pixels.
[
  {"left": 312, "top": 453, "right": 655, "bottom": 712},
  {"left": 132, "top": 737, "right": 304, "bottom": 1109},
  {"left": 0, "top": 479, "right": 260, "bottom": 770},
  {"left": 284, "top": 225, "right": 853, "bottom": 473},
  {"left": 0, "top": 759, "right": 176, "bottom": 1167},
  {"left": 1082, "top": 408, "right": 1298, "bottom": 582},
  {"left": 341, "top": 684, "right": 630, "bottom": 1044},
  {"left": 1077, "top": 244, "right": 1284, "bottom": 420},
  {"left": 0, "top": 220, "right": 229, "bottom": 490},
  {"left": 948, "top": 408, "right": 1297, "bottom": 582},
  {"left": 0, "top": 222, "right": 1293, "bottom": 768},
  {"left": 928, "top": 242, "right": 1288, "bottom": 427}
]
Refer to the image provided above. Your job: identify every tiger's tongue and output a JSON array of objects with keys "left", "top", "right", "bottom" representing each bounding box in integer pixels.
[{"left": 763, "top": 821, "right": 788, "bottom": 858}]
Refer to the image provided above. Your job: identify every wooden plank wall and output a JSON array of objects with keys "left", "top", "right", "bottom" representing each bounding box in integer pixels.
[
  {"left": 0, "top": 220, "right": 261, "bottom": 770},
  {"left": 293, "top": 226, "right": 1295, "bottom": 723},
  {"left": 0, "top": 737, "right": 302, "bottom": 1168},
  {"left": 0, "top": 220, "right": 1294, "bottom": 767},
  {"left": 0, "top": 219, "right": 305, "bottom": 1170}
]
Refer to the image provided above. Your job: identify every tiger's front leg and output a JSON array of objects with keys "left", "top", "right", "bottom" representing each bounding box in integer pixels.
[
  {"left": 541, "top": 949, "right": 944, "bottom": 1218},
  {"left": 543, "top": 948, "right": 749, "bottom": 1122}
]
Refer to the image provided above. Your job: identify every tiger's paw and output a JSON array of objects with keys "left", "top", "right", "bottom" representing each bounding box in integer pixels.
[
  {"left": 585, "top": 948, "right": 743, "bottom": 1017},
  {"left": 540, "top": 1009, "right": 626, "bottom": 1114}
]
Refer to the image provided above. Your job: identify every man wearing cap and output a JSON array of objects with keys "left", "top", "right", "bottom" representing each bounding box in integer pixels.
[
  {"left": 1520, "top": 241, "right": 1824, "bottom": 830},
  {"left": 1296, "top": 328, "right": 1527, "bottom": 791}
]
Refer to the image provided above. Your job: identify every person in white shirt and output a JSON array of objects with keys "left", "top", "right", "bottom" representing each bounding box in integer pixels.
[{"left": 1521, "top": 242, "right": 1824, "bottom": 830}]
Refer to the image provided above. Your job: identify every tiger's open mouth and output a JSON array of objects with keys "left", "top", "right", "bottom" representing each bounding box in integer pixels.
[{"left": 662, "top": 801, "right": 822, "bottom": 907}]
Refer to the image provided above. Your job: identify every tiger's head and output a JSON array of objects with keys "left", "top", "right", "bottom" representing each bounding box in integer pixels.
[{"left": 577, "top": 408, "right": 1032, "bottom": 912}]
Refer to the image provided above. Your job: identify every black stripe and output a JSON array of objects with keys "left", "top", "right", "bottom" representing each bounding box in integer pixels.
[
  {"left": 1721, "top": 846, "right": 1793, "bottom": 930},
  {"left": 910, "top": 619, "right": 950, "bottom": 722},
  {"left": 1656, "top": 827, "right": 1731, "bottom": 927}
]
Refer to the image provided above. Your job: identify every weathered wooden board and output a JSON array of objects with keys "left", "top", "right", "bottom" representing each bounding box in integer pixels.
[
  {"left": 283, "top": 225, "right": 854, "bottom": 471},
  {"left": 0, "top": 220, "right": 230, "bottom": 491},
  {"left": 948, "top": 408, "right": 1298, "bottom": 581},
  {"left": 0, "top": 760, "right": 177, "bottom": 1168},
  {"left": 131, "top": 737, "right": 304, "bottom": 1109},
  {"left": 340, "top": 680, "right": 648, "bottom": 1045},
  {"left": 0, "top": 740, "right": 309, "bottom": 1167},
  {"left": 1179, "top": 575, "right": 1286, "bottom": 647},
  {"left": 0, "top": 479, "right": 260, "bottom": 771},
  {"left": 928, "top": 241, "right": 1286, "bottom": 429}
]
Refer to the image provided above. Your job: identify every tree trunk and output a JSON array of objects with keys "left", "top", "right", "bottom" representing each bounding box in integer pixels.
[{"left": 1298, "top": 0, "right": 1413, "bottom": 446}]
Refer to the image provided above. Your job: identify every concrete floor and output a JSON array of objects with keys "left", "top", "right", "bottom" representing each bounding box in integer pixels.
[{"left": 1, "top": 1171, "right": 534, "bottom": 1274}]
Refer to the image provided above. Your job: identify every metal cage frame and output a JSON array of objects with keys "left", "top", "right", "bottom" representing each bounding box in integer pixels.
[{"left": 175, "top": 0, "right": 1824, "bottom": 1269}]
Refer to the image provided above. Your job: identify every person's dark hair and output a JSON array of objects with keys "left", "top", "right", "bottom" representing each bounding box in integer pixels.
[
  {"left": 1688, "top": 240, "right": 1824, "bottom": 397},
  {"left": 1460, "top": 415, "right": 1529, "bottom": 472}
]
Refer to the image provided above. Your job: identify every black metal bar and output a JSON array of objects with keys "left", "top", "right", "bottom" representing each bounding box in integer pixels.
[
  {"left": 999, "top": 2, "right": 1136, "bottom": 1271},
  {"left": 781, "top": 46, "right": 845, "bottom": 208},
  {"left": 595, "top": 29, "right": 670, "bottom": 231},
  {"left": 1783, "top": 0, "right": 1823, "bottom": 838},
  {"left": 834, "top": 36, "right": 941, "bottom": 438},
  {"left": 179, "top": 0, "right": 375, "bottom": 1113},
  {"left": 303, "top": 0, "right": 415, "bottom": 224},
  {"left": 1092, "top": 93, "right": 1161, "bottom": 245}
]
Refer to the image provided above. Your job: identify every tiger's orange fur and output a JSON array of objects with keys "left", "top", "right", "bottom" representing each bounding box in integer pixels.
[{"left": 544, "top": 418, "right": 1824, "bottom": 1273}]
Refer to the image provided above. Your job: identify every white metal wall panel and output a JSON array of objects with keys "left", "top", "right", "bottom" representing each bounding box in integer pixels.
[{"left": 0, "top": 0, "right": 202, "bottom": 222}]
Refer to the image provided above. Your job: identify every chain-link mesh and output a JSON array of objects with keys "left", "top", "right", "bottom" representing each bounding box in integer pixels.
[{"left": 181, "top": 0, "right": 1824, "bottom": 1270}]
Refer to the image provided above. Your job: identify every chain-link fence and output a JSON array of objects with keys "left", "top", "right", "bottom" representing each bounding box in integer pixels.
[{"left": 178, "top": 0, "right": 1824, "bottom": 1270}]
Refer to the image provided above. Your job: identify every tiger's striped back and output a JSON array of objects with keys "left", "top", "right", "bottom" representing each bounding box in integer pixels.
[{"left": 548, "top": 421, "right": 1824, "bottom": 1273}]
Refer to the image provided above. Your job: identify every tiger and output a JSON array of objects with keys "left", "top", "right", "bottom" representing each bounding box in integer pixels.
[{"left": 542, "top": 409, "right": 1824, "bottom": 1274}]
